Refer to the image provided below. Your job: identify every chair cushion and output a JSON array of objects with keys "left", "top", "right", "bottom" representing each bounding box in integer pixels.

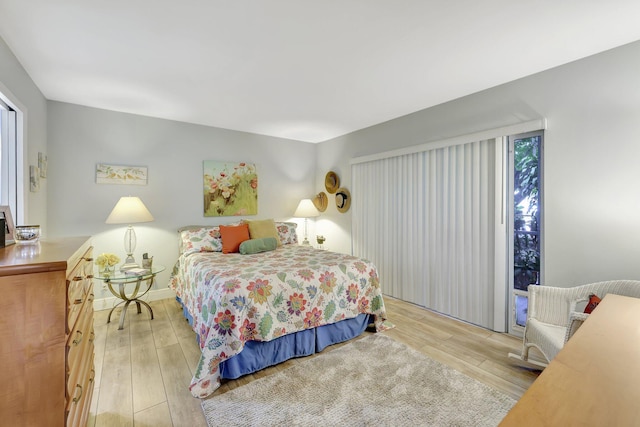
[{"left": 526, "top": 318, "right": 567, "bottom": 362}]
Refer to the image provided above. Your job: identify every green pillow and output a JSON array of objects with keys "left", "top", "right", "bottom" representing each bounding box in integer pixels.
[{"left": 239, "top": 237, "right": 278, "bottom": 255}]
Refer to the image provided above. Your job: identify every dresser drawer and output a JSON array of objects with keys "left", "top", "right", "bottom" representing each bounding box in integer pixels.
[
  {"left": 68, "top": 273, "right": 84, "bottom": 304},
  {"left": 67, "top": 261, "right": 92, "bottom": 334},
  {"left": 65, "top": 244, "right": 94, "bottom": 427},
  {"left": 67, "top": 266, "right": 93, "bottom": 334},
  {"left": 67, "top": 278, "right": 92, "bottom": 336},
  {"left": 67, "top": 298, "right": 83, "bottom": 337},
  {"left": 66, "top": 353, "right": 95, "bottom": 427},
  {"left": 66, "top": 297, "right": 94, "bottom": 400}
]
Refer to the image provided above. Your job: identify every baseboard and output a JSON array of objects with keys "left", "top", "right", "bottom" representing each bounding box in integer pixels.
[{"left": 93, "top": 287, "right": 176, "bottom": 311}]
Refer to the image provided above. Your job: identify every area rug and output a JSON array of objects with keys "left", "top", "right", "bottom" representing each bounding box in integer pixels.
[{"left": 201, "top": 333, "right": 515, "bottom": 426}]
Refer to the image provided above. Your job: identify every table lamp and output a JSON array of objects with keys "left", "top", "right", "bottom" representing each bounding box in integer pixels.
[
  {"left": 294, "top": 199, "right": 319, "bottom": 245},
  {"left": 105, "top": 196, "right": 154, "bottom": 270}
]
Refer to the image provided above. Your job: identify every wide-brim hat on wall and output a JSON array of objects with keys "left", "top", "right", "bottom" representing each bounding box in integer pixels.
[
  {"left": 313, "top": 192, "right": 328, "bottom": 212},
  {"left": 335, "top": 187, "right": 351, "bottom": 213},
  {"left": 325, "top": 171, "right": 340, "bottom": 194}
]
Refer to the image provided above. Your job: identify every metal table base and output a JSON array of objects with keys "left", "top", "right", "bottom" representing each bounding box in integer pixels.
[{"left": 105, "top": 274, "right": 156, "bottom": 330}]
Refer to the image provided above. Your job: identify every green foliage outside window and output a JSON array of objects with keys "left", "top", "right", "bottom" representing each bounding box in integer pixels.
[{"left": 513, "top": 137, "right": 541, "bottom": 291}]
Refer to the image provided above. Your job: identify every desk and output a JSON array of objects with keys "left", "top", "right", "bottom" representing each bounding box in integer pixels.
[
  {"left": 94, "top": 265, "right": 165, "bottom": 330},
  {"left": 500, "top": 293, "right": 640, "bottom": 426}
]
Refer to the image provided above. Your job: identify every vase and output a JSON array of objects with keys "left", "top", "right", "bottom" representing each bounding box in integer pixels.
[{"left": 101, "top": 265, "right": 116, "bottom": 276}]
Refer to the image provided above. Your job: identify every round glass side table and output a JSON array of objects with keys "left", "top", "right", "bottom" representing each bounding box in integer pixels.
[{"left": 94, "top": 265, "right": 165, "bottom": 330}]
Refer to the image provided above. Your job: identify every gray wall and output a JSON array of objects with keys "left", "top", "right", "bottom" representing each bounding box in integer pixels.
[
  {"left": 0, "top": 36, "right": 48, "bottom": 228},
  {"left": 318, "top": 40, "right": 640, "bottom": 287},
  {"left": 47, "top": 102, "right": 317, "bottom": 296},
  {"left": 3, "top": 29, "right": 640, "bottom": 293}
]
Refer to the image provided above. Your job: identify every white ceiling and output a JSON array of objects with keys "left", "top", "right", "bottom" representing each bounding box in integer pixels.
[{"left": 1, "top": 1, "right": 640, "bottom": 143}]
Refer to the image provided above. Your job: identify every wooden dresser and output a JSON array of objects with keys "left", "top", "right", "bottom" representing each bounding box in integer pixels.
[
  {"left": 0, "top": 237, "right": 94, "bottom": 426},
  {"left": 500, "top": 293, "right": 640, "bottom": 426}
]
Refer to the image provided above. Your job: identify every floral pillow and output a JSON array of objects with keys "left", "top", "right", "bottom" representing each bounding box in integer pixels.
[
  {"left": 180, "top": 226, "right": 223, "bottom": 255},
  {"left": 275, "top": 222, "right": 298, "bottom": 245}
]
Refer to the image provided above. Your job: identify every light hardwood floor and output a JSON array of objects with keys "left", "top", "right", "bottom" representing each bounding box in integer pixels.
[{"left": 88, "top": 296, "right": 542, "bottom": 426}]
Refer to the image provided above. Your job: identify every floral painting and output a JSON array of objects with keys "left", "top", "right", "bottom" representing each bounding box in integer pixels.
[
  {"left": 203, "top": 161, "right": 257, "bottom": 217},
  {"left": 96, "top": 164, "right": 148, "bottom": 185}
]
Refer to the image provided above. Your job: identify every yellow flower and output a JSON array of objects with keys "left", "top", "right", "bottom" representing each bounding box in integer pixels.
[{"left": 96, "top": 253, "right": 120, "bottom": 268}]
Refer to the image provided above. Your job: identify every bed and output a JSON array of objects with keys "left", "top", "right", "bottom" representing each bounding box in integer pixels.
[{"left": 169, "top": 221, "right": 388, "bottom": 398}]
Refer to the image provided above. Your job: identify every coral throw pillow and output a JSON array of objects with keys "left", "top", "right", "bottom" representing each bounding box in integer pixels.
[
  {"left": 220, "top": 223, "right": 250, "bottom": 254},
  {"left": 584, "top": 293, "right": 602, "bottom": 314}
]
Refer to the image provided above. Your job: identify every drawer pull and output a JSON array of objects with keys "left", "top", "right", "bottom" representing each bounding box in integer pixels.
[
  {"left": 72, "top": 330, "right": 83, "bottom": 346},
  {"left": 74, "top": 298, "right": 83, "bottom": 305},
  {"left": 89, "top": 331, "right": 95, "bottom": 343},
  {"left": 73, "top": 276, "right": 83, "bottom": 281},
  {"left": 72, "top": 384, "right": 83, "bottom": 403},
  {"left": 84, "top": 257, "right": 94, "bottom": 262},
  {"left": 86, "top": 274, "right": 94, "bottom": 279}
]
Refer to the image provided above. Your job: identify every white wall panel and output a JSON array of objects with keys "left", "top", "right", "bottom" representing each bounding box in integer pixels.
[{"left": 320, "top": 40, "right": 640, "bottom": 287}]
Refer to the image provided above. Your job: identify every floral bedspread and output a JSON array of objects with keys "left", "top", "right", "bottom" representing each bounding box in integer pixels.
[{"left": 169, "top": 244, "right": 387, "bottom": 398}]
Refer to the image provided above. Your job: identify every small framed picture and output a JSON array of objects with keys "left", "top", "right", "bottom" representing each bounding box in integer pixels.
[
  {"left": 38, "top": 152, "right": 48, "bottom": 178},
  {"left": 30, "top": 165, "right": 40, "bottom": 192},
  {"left": 96, "top": 163, "right": 148, "bottom": 185},
  {"left": 0, "top": 205, "right": 15, "bottom": 242}
]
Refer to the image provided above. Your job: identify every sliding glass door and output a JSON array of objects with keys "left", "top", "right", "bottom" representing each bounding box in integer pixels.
[
  {"left": 352, "top": 139, "right": 500, "bottom": 330},
  {"left": 350, "top": 122, "right": 545, "bottom": 335}
]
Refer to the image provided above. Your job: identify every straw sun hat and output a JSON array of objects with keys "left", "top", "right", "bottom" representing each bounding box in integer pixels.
[
  {"left": 312, "top": 192, "right": 328, "bottom": 212},
  {"left": 335, "top": 187, "right": 351, "bottom": 213},
  {"left": 324, "top": 171, "right": 340, "bottom": 194}
]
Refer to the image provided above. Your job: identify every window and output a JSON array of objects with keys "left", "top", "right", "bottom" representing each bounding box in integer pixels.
[
  {"left": 508, "top": 131, "right": 543, "bottom": 334},
  {"left": 0, "top": 96, "right": 19, "bottom": 222}
]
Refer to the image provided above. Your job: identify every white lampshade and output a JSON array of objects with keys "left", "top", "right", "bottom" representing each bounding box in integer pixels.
[
  {"left": 294, "top": 199, "right": 320, "bottom": 218},
  {"left": 105, "top": 196, "right": 154, "bottom": 224},
  {"left": 294, "top": 199, "right": 319, "bottom": 246},
  {"left": 106, "top": 196, "right": 154, "bottom": 270}
]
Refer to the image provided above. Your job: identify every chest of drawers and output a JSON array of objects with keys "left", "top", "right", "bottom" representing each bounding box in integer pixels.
[{"left": 0, "top": 237, "right": 94, "bottom": 426}]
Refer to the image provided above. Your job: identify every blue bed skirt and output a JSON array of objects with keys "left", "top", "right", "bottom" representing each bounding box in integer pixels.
[{"left": 176, "top": 297, "right": 371, "bottom": 380}]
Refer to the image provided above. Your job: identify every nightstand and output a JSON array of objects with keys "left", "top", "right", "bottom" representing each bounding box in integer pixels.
[{"left": 94, "top": 265, "right": 165, "bottom": 330}]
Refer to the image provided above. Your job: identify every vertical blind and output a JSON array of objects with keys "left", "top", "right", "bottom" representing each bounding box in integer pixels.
[{"left": 352, "top": 139, "right": 499, "bottom": 329}]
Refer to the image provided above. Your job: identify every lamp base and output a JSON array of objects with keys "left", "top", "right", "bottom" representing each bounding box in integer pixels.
[
  {"left": 119, "top": 254, "right": 138, "bottom": 271},
  {"left": 301, "top": 238, "right": 311, "bottom": 245},
  {"left": 120, "top": 263, "right": 139, "bottom": 271}
]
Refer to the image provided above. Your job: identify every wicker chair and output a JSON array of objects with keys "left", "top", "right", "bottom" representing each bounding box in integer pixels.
[{"left": 509, "top": 280, "right": 640, "bottom": 367}]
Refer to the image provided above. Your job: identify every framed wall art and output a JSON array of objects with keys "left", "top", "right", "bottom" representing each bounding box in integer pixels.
[
  {"left": 203, "top": 161, "right": 258, "bottom": 217},
  {"left": 0, "top": 205, "right": 15, "bottom": 243},
  {"left": 96, "top": 163, "right": 148, "bottom": 185},
  {"left": 38, "top": 152, "right": 48, "bottom": 178},
  {"left": 30, "top": 165, "right": 40, "bottom": 192}
]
